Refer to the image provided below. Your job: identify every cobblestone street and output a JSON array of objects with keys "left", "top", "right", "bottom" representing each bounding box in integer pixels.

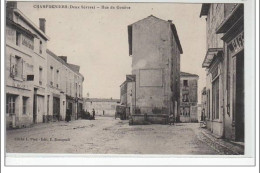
[{"left": 6, "top": 117, "right": 218, "bottom": 154}]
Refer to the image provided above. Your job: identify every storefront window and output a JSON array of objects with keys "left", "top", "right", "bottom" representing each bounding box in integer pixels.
[
  {"left": 212, "top": 78, "right": 219, "bottom": 119},
  {"left": 207, "top": 89, "right": 210, "bottom": 119},
  {"left": 6, "top": 94, "right": 16, "bottom": 115}
]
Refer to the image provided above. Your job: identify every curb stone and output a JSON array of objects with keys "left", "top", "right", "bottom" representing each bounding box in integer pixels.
[{"left": 196, "top": 128, "right": 244, "bottom": 155}]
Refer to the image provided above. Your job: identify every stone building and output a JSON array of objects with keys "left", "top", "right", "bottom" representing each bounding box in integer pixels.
[
  {"left": 83, "top": 98, "right": 120, "bottom": 116},
  {"left": 200, "top": 4, "right": 244, "bottom": 141},
  {"left": 179, "top": 72, "right": 199, "bottom": 122},
  {"left": 127, "top": 15, "right": 183, "bottom": 122},
  {"left": 46, "top": 50, "right": 84, "bottom": 121},
  {"left": 5, "top": 2, "right": 49, "bottom": 128}
]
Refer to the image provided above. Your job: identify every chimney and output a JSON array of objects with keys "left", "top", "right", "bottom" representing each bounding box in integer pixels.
[
  {"left": 59, "top": 56, "right": 67, "bottom": 63},
  {"left": 39, "top": 18, "right": 46, "bottom": 33},
  {"left": 6, "top": 1, "right": 17, "bottom": 20},
  {"left": 6, "top": 1, "right": 17, "bottom": 9}
]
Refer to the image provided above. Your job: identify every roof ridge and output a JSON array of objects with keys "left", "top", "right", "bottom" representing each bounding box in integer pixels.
[{"left": 180, "top": 71, "right": 199, "bottom": 77}]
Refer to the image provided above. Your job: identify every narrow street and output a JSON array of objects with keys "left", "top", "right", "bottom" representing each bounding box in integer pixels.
[{"left": 6, "top": 116, "right": 218, "bottom": 154}]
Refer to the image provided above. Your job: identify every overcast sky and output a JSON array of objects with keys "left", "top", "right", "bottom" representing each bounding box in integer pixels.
[{"left": 17, "top": 2, "right": 207, "bottom": 102}]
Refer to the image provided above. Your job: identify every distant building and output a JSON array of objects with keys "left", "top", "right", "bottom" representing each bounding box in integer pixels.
[
  {"left": 179, "top": 72, "right": 199, "bottom": 122},
  {"left": 47, "top": 49, "right": 84, "bottom": 121},
  {"left": 83, "top": 98, "right": 120, "bottom": 116},
  {"left": 120, "top": 75, "right": 135, "bottom": 117},
  {"left": 5, "top": 2, "right": 49, "bottom": 128},
  {"left": 127, "top": 15, "right": 183, "bottom": 122},
  {"left": 200, "top": 4, "right": 244, "bottom": 141}
]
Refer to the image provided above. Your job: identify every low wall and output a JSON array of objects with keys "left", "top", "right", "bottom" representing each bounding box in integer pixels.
[
  {"left": 180, "top": 116, "right": 198, "bottom": 123},
  {"left": 130, "top": 114, "right": 169, "bottom": 125},
  {"left": 6, "top": 116, "right": 32, "bottom": 129}
]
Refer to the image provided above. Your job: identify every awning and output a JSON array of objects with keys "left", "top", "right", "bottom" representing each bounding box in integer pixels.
[
  {"left": 202, "top": 48, "right": 223, "bottom": 68},
  {"left": 216, "top": 4, "right": 244, "bottom": 34}
]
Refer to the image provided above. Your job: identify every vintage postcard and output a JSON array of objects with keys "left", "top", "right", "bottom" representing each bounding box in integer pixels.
[{"left": 2, "top": 0, "right": 256, "bottom": 166}]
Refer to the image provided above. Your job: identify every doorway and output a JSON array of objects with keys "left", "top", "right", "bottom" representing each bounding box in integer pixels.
[
  {"left": 33, "top": 88, "right": 37, "bottom": 123},
  {"left": 233, "top": 50, "right": 244, "bottom": 141}
]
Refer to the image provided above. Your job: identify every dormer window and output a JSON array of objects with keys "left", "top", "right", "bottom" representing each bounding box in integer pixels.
[{"left": 183, "top": 80, "right": 188, "bottom": 87}]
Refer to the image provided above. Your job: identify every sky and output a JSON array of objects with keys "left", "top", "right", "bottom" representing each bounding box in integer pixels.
[{"left": 17, "top": 2, "right": 207, "bottom": 102}]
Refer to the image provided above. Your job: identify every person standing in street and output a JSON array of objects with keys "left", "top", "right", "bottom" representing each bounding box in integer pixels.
[{"left": 92, "top": 109, "right": 95, "bottom": 120}]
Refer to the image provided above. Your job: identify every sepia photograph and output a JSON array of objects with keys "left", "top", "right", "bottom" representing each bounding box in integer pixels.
[{"left": 2, "top": 0, "right": 257, "bottom": 167}]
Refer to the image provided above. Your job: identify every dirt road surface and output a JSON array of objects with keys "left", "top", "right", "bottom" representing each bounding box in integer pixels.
[{"left": 6, "top": 116, "right": 218, "bottom": 154}]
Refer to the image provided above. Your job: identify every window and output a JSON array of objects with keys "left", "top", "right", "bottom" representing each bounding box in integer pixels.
[
  {"left": 212, "top": 78, "right": 219, "bottom": 119},
  {"left": 182, "top": 93, "right": 189, "bottom": 102},
  {"left": 10, "top": 56, "right": 23, "bottom": 79},
  {"left": 50, "top": 66, "right": 53, "bottom": 86},
  {"left": 79, "top": 85, "right": 81, "bottom": 97},
  {"left": 183, "top": 80, "right": 188, "bottom": 87},
  {"left": 183, "top": 107, "right": 190, "bottom": 117},
  {"left": 70, "top": 82, "right": 72, "bottom": 95},
  {"left": 22, "top": 97, "right": 28, "bottom": 114},
  {"left": 6, "top": 95, "right": 16, "bottom": 115},
  {"left": 16, "top": 32, "right": 21, "bottom": 46},
  {"left": 56, "top": 70, "right": 59, "bottom": 88},
  {"left": 39, "top": 67, "right": 43, "bottom": 85},
  {"left": 47, "top": 95, "right": 50, "bottom": 115},
  {"left": 75, "top": 83, "right": 77, "bottom": 97},
  {"left": 39, "top": 40, "right": 42, "bottom": 54}
]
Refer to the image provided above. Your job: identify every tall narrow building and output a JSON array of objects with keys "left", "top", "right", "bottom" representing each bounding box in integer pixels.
[{"left": 127, "top": 15, "right": 183, "bottom": 122}]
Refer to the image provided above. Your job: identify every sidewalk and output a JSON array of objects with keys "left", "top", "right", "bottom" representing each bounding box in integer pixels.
[{"left": 197, "top": 127, "right": 244, "bottom": 155}]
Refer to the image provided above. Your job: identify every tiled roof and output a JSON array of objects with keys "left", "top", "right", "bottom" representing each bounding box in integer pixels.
[
  {"left": 180, "top": 71, "right": 199, "bottom": 77},
  {"left": 84, "top": 98, "right": 120, "bottom": 102},
  {"left": 128, "top": 15, "right": 183, "bottom": 55},
  {"left": 46, "top": 49, "right": 84, "bottom": 79}
]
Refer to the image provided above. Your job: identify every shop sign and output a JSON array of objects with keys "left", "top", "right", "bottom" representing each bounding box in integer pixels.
[
  {"left": 22, "top": 35, "right": 34, "bottom": 50},
  {"left": 229, "top": 32, "right": 244, "bottom": 54},
  {"left": 6, "top": 27, "right": 15, "bottom": 43},
  {"left": 11, "top": 81, "right": 29, "bottom": 90}
]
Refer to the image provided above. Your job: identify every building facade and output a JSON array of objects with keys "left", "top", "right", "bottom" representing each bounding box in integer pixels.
[
  {"left": 83, "top": 98, "right": 120, "bottom": 116},
  {"left": 179, "top": 72, "right": 199, "bottom": 122},
  {"left": 200, "top": 3, "right": 244, "bottom": 141},
  {"left": 46, "top": 50, "right": 84, "bottom": 121},
  {"left": 127, "top": 15, "right": 183, "bottom": 121},
  {"left": 5, "top": 2, "right": 49, "bottom": 128},
  {"left": 5, "top": 2, "right": 84, "bottom": 128}
]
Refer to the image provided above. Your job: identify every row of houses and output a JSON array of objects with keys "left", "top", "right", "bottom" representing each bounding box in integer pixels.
[
  {"left": 5, "top": 2, "right": 84, "bottom": 128},
  {"left": 200, "top": 3, "right": 244, "bottom": 141},
  {"left": 83, "top": 98, "right": 120, "bottom": 116},
  {"left": 119, "top": 15, "right": 199, "bottom": 123}
]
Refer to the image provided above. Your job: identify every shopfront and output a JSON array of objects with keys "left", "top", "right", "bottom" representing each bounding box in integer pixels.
[{"left": 216, "top": 4, "right": 244, "bottom": 141}]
